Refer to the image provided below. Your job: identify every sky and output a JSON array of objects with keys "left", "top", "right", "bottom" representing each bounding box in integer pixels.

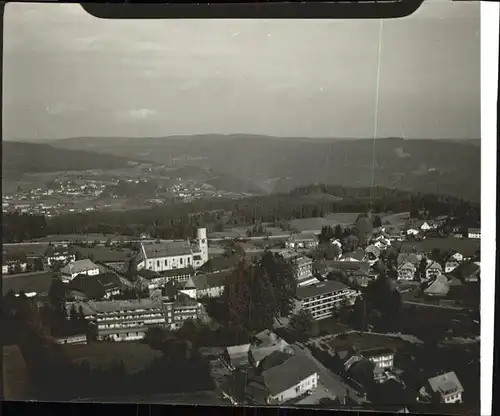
[{"left": 3, "top": 1, "right": 480, "bottom": 140}]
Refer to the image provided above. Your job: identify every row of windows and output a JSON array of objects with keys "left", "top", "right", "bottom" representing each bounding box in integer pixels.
[{"left": 149, "top": 256, "right": 193, "bottom": 269}]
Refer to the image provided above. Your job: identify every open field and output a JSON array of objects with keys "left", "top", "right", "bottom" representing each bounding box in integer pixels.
[
  {"left": 2, "top": 345, "right": 29, "bottom": 400},
  {"left": 60, "top": 342, "right": 162, "bottom": 375},
  {"left": 2, "top": 271, "right": 54, "bottom": 295},
  {"left": 290, "top": 213, "right": 362, "bottom": 232},
  {"left": 393, "top": 237, "right": 480, "bottom": 256},
  {"left": 76, "top": 246, "right": 132, "bottom": 262}
]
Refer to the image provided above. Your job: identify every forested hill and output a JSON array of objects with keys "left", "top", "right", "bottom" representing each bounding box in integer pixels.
[
  {"left": 2, "top": 141, "right": 134, "bottom": 178},
  {"left": 51, "top": 136, "right": 481, "bottom": 201},
  {"left": 3, "top": 184, "right": 480, "bottom": 243}
]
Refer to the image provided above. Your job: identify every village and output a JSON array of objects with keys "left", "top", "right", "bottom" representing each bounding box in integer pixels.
[{"left": 2, "top": 211, "right": 480, "bottom": 412}]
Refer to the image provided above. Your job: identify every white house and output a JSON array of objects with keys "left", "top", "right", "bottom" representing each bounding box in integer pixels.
[
  {"left": 60, "top": 259, "right": 100, "bottom": 282},
  {"left": 467, "top": 228, "right": 480, "bottom": 240},
  {"left": 285, "top": 233, "right": 319, "bottom": 250},
  {"left": 46, "top": 252, "right": 76, "bottom": 267},
  {"left": 262, "top": 354, "right": 319, "bottom": 404},
  {"left": 419, "top": 371, "right": 464, "bottom": 404},
  {"left": 137, "top": 228, "right": 209, "bottom": 272},
  {"left": 180, "top": 270, "right": 230, "bottom": 299}
]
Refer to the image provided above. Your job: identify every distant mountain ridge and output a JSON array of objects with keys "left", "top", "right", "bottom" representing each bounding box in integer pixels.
[
  {"left": 2, "top": 141, "right": 135, "bottom": 178},
  {"left": 46, "top": 135, "right": 480, "bottom": 201}
]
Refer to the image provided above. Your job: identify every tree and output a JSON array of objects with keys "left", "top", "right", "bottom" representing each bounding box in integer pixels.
[
  {"left": 34, "top": 257, "right": 45, "bottom": 272},
  {"left": 289, "top": 310, "right": 315, "bottom": 341},
  {"left": 342, "top": 234, "right": 359, "bottom": 253},
  {"left": 319, "top": 226, "right": 334, "bottom": 243},
  {"left": 373, "top": 215, "right": 382, "bottom": 228},
  {"left": 334, "top": 225, "right": 343, "bottom": 240},
  {"left": 355, "top": 214, "right": 373, "bottom": 247},
  {"left": 261, "top": 251, "right": 297, "bottom": 318}
]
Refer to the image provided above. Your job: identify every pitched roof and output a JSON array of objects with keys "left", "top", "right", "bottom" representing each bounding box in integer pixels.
[
  {"left": 426, "top": 261, "right": 443, "bottom": 271},
  {"left": 428, "top": 371, "right": 464, "bottom": 397},
  {"left": 196, "top": 254, "right": 240, "bottom": 274},
  {"left": 190, "top": 270, "right": 231, "bottom": 291},
  {"left": 258, "top": 351, "right": 294, "bottom": 372},
  {"left": 61, "top": 259, "right": 99, "bottom": 275},
  {"left": 261, "top": 355, "right": 317, "bottom": 397},
  {"left": 142, "top": 241, "right": 193, "bottom": 259},
  {"left": 295, "top": 280, "right": 348, "bottom": 300},
  {"left": 342, "top": 250, "right": 366, "bottom": 261},
  {"left": 288, "top": 233, "right": 318, "bottom": 243},
  {"left": 397, "top": 253, "right": 421, "bottom": 266},
  {"left": 66, "top": 272, "right": 123, "bottom": 300},
  {"left": 79, "top": 298, "right": 163, "bottom": 316},
  {"left": 423, "top": 274, "right": 450, "bottom": 296}
]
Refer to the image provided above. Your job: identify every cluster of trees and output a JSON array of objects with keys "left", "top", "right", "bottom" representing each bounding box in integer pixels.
[
  {"left": 205, "top": 251, "right": 297, "bottom": 333},
  {"left": 2, "top": 185, "right": 479, "bottom": 244},
  {"left": 246, "top": 223, "right": 268, "bottom": 238},
  {"left": 3, "top": 212, "right": 48, "bottom": 243},
  {"left": 1, "top": 290, "right": 214, "bottom": 401},
  {"left": 348, "top": 274, "right": 403, "bottom": 332}
]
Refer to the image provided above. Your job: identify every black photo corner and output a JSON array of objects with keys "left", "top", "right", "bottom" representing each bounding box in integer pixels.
[{"left": 0, "top": 2, "right": 498, "bottom": 416}]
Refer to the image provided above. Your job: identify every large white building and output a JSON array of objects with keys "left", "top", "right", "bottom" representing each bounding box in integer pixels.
[
  {"left": 137, "top": 228, "right": 209, "bottom": 272},
  {"left": 295, "top": 281, "right": 358, "bottom": 320},
  {"left": 60, "top": 259, "right": 100, "bottom": 283}
]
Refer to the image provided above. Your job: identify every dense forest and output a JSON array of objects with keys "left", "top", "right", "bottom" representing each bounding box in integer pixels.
[{"left": 2, "top": 184, "right": 480, "bottom": 243}]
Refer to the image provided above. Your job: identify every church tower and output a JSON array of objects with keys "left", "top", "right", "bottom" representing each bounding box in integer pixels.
[{"left": 197, "top": 228, "right": 208, "bottom": 264}]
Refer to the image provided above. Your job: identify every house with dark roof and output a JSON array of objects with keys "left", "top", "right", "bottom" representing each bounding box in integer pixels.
[
  {"left": 340, "top": 249, "right": 366, "bottom": 262},
  {"left": 66, "top": 272, "right": 123, "bottom": 300},
  {"left": 181, "top": 270, "right": 231, "bottom": 299},
  {"left": 260, "top": 354, "right": 318, "bottom": 404},
  {"left": 295, "top": 280, "right": 358, "bottom": 320},
  {"left": 424, "top": 261, "right": 443, "bottom": 280},
  {"left": 249, "top": 330, "right": 294, "bottom": 368},
  {"left": 419, "top": 371, "right": 464, "bottom": 404}
]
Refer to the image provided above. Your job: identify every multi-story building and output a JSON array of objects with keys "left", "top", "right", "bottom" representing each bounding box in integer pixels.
[
  {"left": 73, "top": 299, "right": 165, "bottom": 342},
  {"left": 294, "top": 281, "right": 358, "bottom": 320},
  {"left": 397, "top": 262, "right": 417, "bottom": 281},
  {"left": 162, "top": 295, "right": 204, "bottom": 330},
  {"left": 136, "top": 228, "right": 209, "bottom": 272},
  {"left": 285, "top": 233, "right": 319, "bottom": 250},
  {"left": 420, "top": 371, "right": 464, "bottom": 404},
  {"left": 425, "top": 261, "right": 443, "bottom": 280},
  {"left": 45, "top": 246, "right": 76, "bottom": 267},
  {"left": 279, "top": 250, "right": 316, "bottom": 287},
  {"left": 60, "top": 259, "right": 100, "bottom": 283}
]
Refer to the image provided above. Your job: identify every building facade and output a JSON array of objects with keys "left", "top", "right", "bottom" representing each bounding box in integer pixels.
[
  {"left": 75, "top": 299, "right": 166, "bottom": 342},
  {"left": 467, "top": 228, "right": 481, "bottom": 240},
  {"left": 285, "top": 233, "right": 319, "bottom": 250},
  {"left": 163, "top": 296, "right": 204, "bottom": 330},
  {"left": 295, "top": 281, "right": 358, "bottom": 320},
  {"left": 60, "top": 259, "right": 100, "bottom": 282},
  {"left": 398, "top": 262, "right": 416, "bottom": 281},
  {"left": 137, "top": 228, "right": 209, "bottom": 273}
]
